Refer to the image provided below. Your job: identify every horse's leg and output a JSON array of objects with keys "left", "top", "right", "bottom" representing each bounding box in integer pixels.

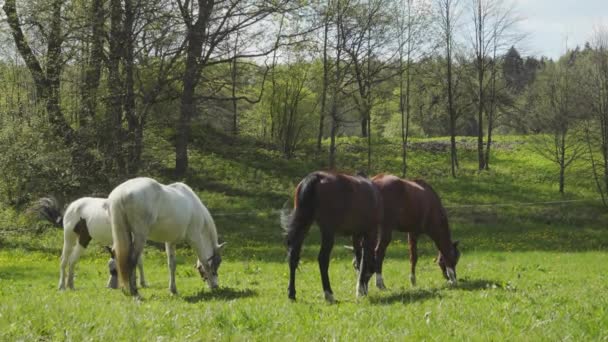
[
  {"left": 357, "top": 235, "right": 374, "bottom": 298},
  {"left": 408, "top": 233, "right": 418, "bottom": 286},
  {"left": 351, "top": 235, "right": 362, "bottom": 272},
  {"left": 58, "top": 233, "right": 76, "bottom": 290},
  {"left": 318, "top": 227, "right": 335, "bottom": 303},
  {"left": 67, "top": 244, "right": 85, "bottom": 290},
  {"left": 165, "top": 242, "right": 177, "bottom": 294},
  {"left": 128, "top": 233, "right": 146, "bottom": 296},
  {"left": 375, "top": 227, "right": 392, "bottom": 290},
  {"left": 287, "top": 224, "right": 309, "bottom": 301},
  {"left": 137, "top": 253, "right": 147, "bottom": 288}
]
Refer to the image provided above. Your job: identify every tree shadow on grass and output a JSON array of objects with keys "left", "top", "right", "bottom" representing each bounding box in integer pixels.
[{"left": 184, "top": 286, "right": 258, "bottom": 303}]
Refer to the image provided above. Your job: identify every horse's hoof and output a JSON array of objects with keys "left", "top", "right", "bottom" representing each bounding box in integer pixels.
[
  {"left": 324, "top": 291, "right": 336, "bottom": 304},
  {"left": 356, "top": 284, "right": 368, "bottom": 298},
  {"left": 376, "top": 274, "right": 386, "bottom": 290},
  {"left": 410, "top": 275, "right": 417, "bottom": 287},
  {"left": 140, "top": 282, "right": 148, "bottom": 288}
]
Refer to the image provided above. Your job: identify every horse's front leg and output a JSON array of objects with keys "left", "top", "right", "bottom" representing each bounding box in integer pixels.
[
  {"left": 318, "top": 228, "right": 335, "bottom": 303},
  {"left": 408, "top": 233, "right": 418, "bottom": 286},
  {"left": 165, "top": 243, "right": 177, "bottom": 294},
  {"left": 357, "top": 236, "right": 374, "bottom": 298}
]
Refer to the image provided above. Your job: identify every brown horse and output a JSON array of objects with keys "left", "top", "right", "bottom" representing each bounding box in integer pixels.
[
  {"left": 282, "top": 171, "right": 383, "bottom": 303},
  {"left": 370, "top": 174, "right": 460, "bottom": 289}
]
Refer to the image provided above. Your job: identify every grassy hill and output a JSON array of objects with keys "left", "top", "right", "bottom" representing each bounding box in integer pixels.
[{"left": 0, "top": 129, "right": 607, "bottom": 340}]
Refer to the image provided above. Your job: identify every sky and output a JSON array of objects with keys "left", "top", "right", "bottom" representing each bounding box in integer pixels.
[{"left": 513, "top": 0, "right": 608, "bottom": 59}]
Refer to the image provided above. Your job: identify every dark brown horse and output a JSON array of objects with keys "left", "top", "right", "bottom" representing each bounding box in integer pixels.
[
  {"left": 370, "top": 174, "right": 460, "bottom": 289},
  {"left": 282, "top": 171, "right": 383, "bottom": 303}
]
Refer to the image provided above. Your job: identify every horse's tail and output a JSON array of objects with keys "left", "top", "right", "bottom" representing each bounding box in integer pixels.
[
  {"left": 282, "top": 172, "right": 322, "bottom": 246},
  {"left": 29, "top": 197, "right": 63, "bottom": 228},
  {"left": 108, "top": 197, "right": 133, "bottom": 290}
]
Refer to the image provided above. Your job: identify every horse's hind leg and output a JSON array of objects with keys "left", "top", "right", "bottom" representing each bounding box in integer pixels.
[
  {"left": 58, "top": 234, "right": 76, "bottom": 290},
  {"left": 165, "top": 242, "right": 177, "bottom": 294},
  {"left": 357, "top": 235, "right": 374, "bottom": 298},
  {"left": 318, "top": 227, "right": 335, "bottom": 303},
  {"left": 286, "top": 222, "right": 310, "bottom": 301},
  {"left": 408, "top": 233, "right": 419, "bottom": 286},
  {"left": 137, "top": 254, "right": 147, "bottom": 288},
  {"left": 128, "top": 233, "right": 146, "bottom": 296},
  {"left": 375, "top": 228, "right": 392, "bottom": 290},
  {"left": 66, "top": 244, "right": 85, "bottom": 289}
]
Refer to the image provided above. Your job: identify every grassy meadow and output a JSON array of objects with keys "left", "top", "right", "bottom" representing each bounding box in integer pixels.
[{"left": 1, "top": 129, "right": 607, "bottom": 340}]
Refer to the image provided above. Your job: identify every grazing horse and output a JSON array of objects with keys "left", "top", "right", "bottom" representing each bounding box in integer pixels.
[
  {"left": 370, "top": 174, "right": 460, "bottom": 288},
  {"left": 281, "top": 171, "right": 383, "bottom": 303},
  {"left": 32, "top": 197, "right": 146, "bottom": 290},
  {"left": 107, "top": 177, "right": 225, "bottom": 297}
]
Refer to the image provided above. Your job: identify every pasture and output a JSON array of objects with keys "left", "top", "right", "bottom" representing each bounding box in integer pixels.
[{"left": 1, "top": 132, "right": 607, "bottom": 340}]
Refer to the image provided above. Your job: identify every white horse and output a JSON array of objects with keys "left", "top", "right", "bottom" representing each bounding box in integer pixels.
[
  {"left": 107, "top": 177, "right": 225, "bottom": 296},
  {"left": 33, "top": 197, "right": 147, "bottom": 290}
]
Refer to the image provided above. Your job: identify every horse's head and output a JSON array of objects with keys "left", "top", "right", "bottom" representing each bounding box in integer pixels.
[
  {"left": 105, "top": 246, "right": 119, "bottom": 289},
  {"left": 437, "top": 240, "right": 460, "bottom": 282},
  {"left": 195, "top": 242, "right": 226, "bottom": 289}
]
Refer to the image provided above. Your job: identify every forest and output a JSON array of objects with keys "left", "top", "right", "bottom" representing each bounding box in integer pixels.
[{"left": 0, "top": 0, "right": 606, "bottom": 206}]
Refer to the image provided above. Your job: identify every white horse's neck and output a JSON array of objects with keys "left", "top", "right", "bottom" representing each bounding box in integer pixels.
[{"left": 198, "top": 205, "right": 219, "bottom": 260}]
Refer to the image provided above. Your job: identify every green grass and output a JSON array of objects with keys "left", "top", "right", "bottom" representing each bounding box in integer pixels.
[{"left": 1, "top": 131, "right": 607, "bottom": 340}]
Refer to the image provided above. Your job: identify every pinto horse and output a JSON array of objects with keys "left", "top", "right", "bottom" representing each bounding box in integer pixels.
[
  {"left": 33, "top": 197, "right": 146, "bottom": 290},
  {"left": 370, "top": 174, "right": 460, "bottom": 288},
  {"left": 282, "top": 171, "right": 383, "bottom": 303},
  {"left": 107, "top": 177, "right": 225, "bottom": 297}
]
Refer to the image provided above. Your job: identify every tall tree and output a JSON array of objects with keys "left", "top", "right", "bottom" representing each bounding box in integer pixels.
[
  {"left": 436, "top": 0, "right": 461, "bottom": 177},
  {"left": 468, "top": 0, "right": 520, "bottom": 170},
  {"left": 3, "top": 0, "right": 73, "bottom": 144}
]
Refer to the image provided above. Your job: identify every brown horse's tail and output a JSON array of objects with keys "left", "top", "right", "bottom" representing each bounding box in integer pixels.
[{"left": 282, "top": 172, "right": 322, "bottom": 247}]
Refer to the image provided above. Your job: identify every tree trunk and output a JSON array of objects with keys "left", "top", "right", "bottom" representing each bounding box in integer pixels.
[
  {"left": 175, "top": 0, "right": 214, "bottom": 178},
  {"left": 81, "top": 0, "right": 104, "bottom": 127},
  {"left": 317, "top": 19, "right": 329, "bottom": 154},
  {"left": 3, "top": 0, "right": 73, "bottom": 144},
  {"left": 231, "top": 30, "right": 240, "bottom": 136},
  {"left": 107, "top": 0, "right": 125, "bottom": 174},
  {"left": 123, "top": 0, "right": 141, "bottom": 176},
  {"left": 476, "top": 0, "right": 486, "bottom": 171}
]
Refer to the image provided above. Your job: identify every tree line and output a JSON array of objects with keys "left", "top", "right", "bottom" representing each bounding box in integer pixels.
[{"left": 0, "top": 0, "right": 607, "bottom": 206}]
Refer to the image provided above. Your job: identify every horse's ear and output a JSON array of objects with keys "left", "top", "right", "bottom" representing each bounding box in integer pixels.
[{"left": 453, "top": 240, "right": 460, "bottom": 247}]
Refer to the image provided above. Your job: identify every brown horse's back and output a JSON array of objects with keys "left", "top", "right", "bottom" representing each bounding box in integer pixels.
[
  {"left": 371, "top": 174, "right": 447, "bottom": 235},
  {"left": 313, "top": 172, "right": 382, "bottom": 235}
]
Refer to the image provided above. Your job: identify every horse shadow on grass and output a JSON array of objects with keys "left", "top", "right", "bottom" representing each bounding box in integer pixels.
[
  {"left": 184, "top": 286, "right": 258, "bottom": 303},
  {"left": 368, "top": 277, "right": 504, "bottom": 305}
]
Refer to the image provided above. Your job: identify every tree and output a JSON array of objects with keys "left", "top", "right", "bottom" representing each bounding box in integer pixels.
[
  {"left": 530, "top": 54, "right": 586, "bottom": 193},
  {"left": 436, "top": 0, "right": 461, "bottom": 177},
  {"left": 581, "top": 26, "right": 608, "bottom": 205},
  {"left": 174, "top": 0, "right": 294, "bottom": 178},
  {"left": 467, "top": 0, "right": 520, "bottom": 170}
]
